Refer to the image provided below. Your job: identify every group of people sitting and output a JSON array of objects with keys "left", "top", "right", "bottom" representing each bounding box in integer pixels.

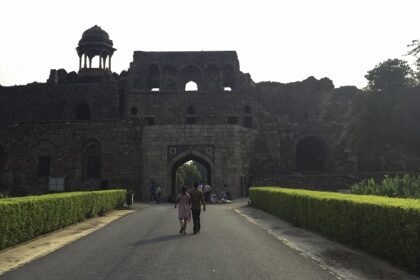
[
  {"left": 183, "top": 183, "right": 232, "bottom": 204},
  {"left": 209, "top": 191, "right": 232, "bottom": 204}
]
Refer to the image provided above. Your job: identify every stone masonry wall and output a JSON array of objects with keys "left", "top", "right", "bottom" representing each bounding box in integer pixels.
[
  {"left": 127, "top": 90, "right": 259, "bottom": 127},
  {"left": 0, "top": 82, "right": 120, "bottom": 123},
  {"left": 0, "top": 120, "right": 142, "bottom": 194},
  {"left": 141, "top": 124, "right": 257, "bottom": 200}
]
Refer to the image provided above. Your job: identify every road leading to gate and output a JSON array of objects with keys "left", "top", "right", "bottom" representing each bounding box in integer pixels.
[{"left": 1, "top": 203, "right": 337, "bottom": 280}]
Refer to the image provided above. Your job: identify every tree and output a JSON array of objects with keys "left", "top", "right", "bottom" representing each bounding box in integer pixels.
[
  {"left": 176, "top": 161, "right": 203, "bottom": 190},
  {"left": 407, "top": 39, "right": 420, "bottom": 81},
  {"left": 365, "top": 59, "right": 415, "bottom": 92},
  {"left": 408, "top": 39, "right": 420, "bottom": 67}
]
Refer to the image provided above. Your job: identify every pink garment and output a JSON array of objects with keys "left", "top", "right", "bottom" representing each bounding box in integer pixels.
[{"left": 177, "top": 193, "right": 192, "bottom": 222}]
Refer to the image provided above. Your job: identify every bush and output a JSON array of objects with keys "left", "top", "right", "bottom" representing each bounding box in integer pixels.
[
  {"left": 250, "top": 187, "right": 420, "bottom": 275},
  {"left": 0, "top": 190, "right": 126, "bottom": 250},
  {"left": 351, "top": 174, "right": 420, "bottom": 198}
]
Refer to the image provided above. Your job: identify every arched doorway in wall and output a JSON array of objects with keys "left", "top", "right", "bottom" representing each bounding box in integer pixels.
[
  {"left": 82, "top": 139, "right": 101, "bottom": 180},
  {"left": 181, "top": 65, "right": 201, "bottom": 91},
  {"left": 185, "top": 81, "right": 198, "bottom": 91},
  {"left": 296, "top": 136, "right": 327, "bottom": 172},
  {"left": 170, "top": 153, "right": 211, "bottom": 202},
  {"left": 75, "top": 102, "right": 91, "bottom": 120},
  {"left": 0, "top": 146, "right": 5, "bottom": 189}
]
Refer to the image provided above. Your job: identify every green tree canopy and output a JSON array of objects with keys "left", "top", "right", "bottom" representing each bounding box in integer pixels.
[
  {"left": 408, "top": 39, "right": 420, "bottom": 67},
  {"left": 176, "top": 161, "right": 204, "bottom": 190},
  {"left": 365, "top": 58, "right": 415, "bottom": 92}
]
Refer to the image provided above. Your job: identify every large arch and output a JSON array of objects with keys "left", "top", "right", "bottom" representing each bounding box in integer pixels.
[
  {"left": 163, "top": 65, "right": 178, "bottom": 91},
  {"left": 205, "top": 65, "right": 221, "bottom": 90},
  {"left": 0, "top": 145, "right": 4, "bottom": 172},
  {"left": 180, "top": 65, "right": 201, "bottom": 91},
  {"left": 82, "top": 139, "right": 102, "bottom": 179},
  {"left": 168, "top": 150, "right": 213, "bottom": 201},
  {"left": 296, "top": 136, "right": 327, "bottom": 172},
  {"left": 0, "top": 146, "right": 5, "bottom": 187},
  {"left": 147, "top": 64, "right": 160, "bottom": 91},
  {"left": 222, "top": 64, "right": 234, "bottom": 90},
  {"left": 30, "top": 139, "right": 58, "bottom": 178},
  {"left": 75, "top": 101, "right": 91, "bottom": 120}
]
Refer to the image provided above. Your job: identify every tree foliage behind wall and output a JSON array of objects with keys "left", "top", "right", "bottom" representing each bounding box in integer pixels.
[
  {"left": 176, "top": 161, "right": 204, "bottom": 190},
  {"left": 347, "top": 56, "right": 420, "bottom": 170}
]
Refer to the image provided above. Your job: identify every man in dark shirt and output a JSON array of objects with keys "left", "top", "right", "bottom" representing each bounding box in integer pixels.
[{"left": 190, "top": 182, "right": 206, "bottom": 234}]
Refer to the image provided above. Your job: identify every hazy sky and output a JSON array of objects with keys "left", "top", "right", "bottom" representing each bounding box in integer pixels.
[{"left": 1, "top": 0, "right": 419, "bottom": 88}]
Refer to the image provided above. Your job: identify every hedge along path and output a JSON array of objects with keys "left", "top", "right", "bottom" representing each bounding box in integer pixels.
[
  {"left": 249, "top": 187, "right": 420, "bottom": 276},
  {"left": 0, "top": 190, "right": 126, "bottom": 250}
]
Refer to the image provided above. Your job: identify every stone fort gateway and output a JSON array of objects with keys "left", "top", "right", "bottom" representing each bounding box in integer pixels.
[{"left": 0, "top": 25, "right": 404, "bottom": 200}]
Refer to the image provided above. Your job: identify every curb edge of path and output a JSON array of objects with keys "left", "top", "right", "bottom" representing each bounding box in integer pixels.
[
  {"left": 233, "top": 206, "right": 419, "bottom": 280},
  {"left": 233, "top": 208, "right": 342, "bottom": 280},
  {"left": 0, "top": 209, "right": 135, "bottom": 277}
]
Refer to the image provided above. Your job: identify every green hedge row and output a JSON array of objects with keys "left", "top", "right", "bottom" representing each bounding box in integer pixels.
[
  {"left": 249, "top": 187, "right": 420, "bottom": 275},
  {"left": 0, "top": 190, "right": 126, "bottom": 250}
]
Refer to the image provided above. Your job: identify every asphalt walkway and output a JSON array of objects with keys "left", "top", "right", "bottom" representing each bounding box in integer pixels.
[{"left": 0, "top": 199, "right": 417, "bottom": 280}]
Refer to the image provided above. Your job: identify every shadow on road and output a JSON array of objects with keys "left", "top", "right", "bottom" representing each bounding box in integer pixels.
[{"left": 132, "top": 234, "right": 191, "bottom": 247}]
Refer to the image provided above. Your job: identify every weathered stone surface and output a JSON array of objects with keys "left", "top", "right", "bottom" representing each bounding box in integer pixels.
[{"left": 1, "top": 26, "right": 417, "bottom": 200}]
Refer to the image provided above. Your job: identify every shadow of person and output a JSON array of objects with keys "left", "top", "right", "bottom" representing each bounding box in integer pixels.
[{"left": 132, "top": 234, "right": 190, "bottom": 247}]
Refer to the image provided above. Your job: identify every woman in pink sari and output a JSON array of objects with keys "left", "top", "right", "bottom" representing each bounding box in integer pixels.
[{"left": 174, "top": 186, "right": 191, "bottom": 234}]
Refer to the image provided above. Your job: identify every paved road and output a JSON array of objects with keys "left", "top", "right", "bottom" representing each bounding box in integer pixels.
[{"left": 1, "top": 202, "right": 337, "bottom": 280}]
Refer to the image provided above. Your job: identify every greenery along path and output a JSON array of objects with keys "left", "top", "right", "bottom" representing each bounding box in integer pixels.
[{"left": 0, "top": 203, "right": 336, "bottom": 280}]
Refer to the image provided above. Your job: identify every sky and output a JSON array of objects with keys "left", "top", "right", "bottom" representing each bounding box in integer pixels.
[{"left": 0, "top": 0, "right": 419, "bottom": 88}]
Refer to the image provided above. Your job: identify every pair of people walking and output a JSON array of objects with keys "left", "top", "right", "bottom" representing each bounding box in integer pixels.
[{"left": 174, "top": 182, "right": 206, "bottom": 234}]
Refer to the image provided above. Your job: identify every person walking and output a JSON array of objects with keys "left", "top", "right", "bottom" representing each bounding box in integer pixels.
[
  {"left": 150, "top": 182, "right": 157, "bottom": 203},
  {"left": 190, "top": 182, "right": 206, "bottom": 234},
  {"left": 174, "top": 186, "right": 191, "bottom": 234},
  {"left": 156, "top": 184, "right": 162, "bottom": 204}
]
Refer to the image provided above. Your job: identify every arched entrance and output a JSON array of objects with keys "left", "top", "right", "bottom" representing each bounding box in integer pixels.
[
  {"left": 169, "top": 153, "right": 212, "bottom": 202},
  {"left": 296, "top": 136, "right": 327, "bottom": 172}
]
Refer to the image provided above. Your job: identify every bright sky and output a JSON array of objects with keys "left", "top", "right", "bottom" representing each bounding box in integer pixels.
[{"left": 0, "top": 0, "right": 419, "bottom": 88}]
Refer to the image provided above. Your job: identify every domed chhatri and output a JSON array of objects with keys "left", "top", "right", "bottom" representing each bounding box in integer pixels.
[
  {"left": 79, "top": 25, "right": 113, "bottom": 47},
  {"left": 76, "top": 25, "right": 116, "bottom": 72}
]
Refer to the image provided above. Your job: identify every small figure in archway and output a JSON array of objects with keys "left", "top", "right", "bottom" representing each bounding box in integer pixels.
[
  {"left": 190, "top": 182, "right": 206, "bottom": 234},
  {"left": 156, "top": 184, "right": 162, "bottom": 204},
  {"left": 174, "top": 186, "right": 191, "bottom": 234},
  {"left": 203, "top": 184, "right": 212, "bottom": 202},
  {"left": 150, "top": 182, "right": 157, "bottom": 203}
]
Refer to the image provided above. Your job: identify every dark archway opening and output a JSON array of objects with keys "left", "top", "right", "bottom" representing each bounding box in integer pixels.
[
  {"left": 223, "top": 64, "right": 234, "bottom": 90},
  {"left": 170, "top": 155, "right": 211, "bottom": 201},
  {"left": 205, "top": 65, "right": 221, "bottom": 90},
  {"left": 181, "top": 65, "right": 201, "bottom": 91},
  {"left": 296, "top": 136, "right": 327, "bottom": 172},
  {"left": 83, "top": 141, "right": 101, "bottom": 179},
  {"left": 75, "top": 102, "right": 91, "bottom": 120},
  {"left": 130, "top": 106, "right": 138, "bottom": 115},
  {"left": 37, "top": 156, "right": 51, "bottom": 178},
  {"left": 147, "top": 64, "right": 160, "bottom": 91},
  {"left": 0, "top": 146, "right": 4, "bottom": 172},
  {"left": 163, "top": 65, "right": 178, "bottom": 91},
  {"left": 0, "top": 146, "right": 5, "bottom": 188}
]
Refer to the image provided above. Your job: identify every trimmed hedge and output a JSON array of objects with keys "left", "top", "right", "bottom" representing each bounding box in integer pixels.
[
  {"left": 250, "top": 187, "right": 420, "bottom": 275},
  {"left": 0, "top": 190, "right": 126, "bottom": 250}
]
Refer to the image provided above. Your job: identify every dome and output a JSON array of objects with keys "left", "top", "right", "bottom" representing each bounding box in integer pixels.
[
  {"left": 78, "top": 25, "right": 113, "bottom": 48},
  {"left": 76, "top": 25, "right": 116, "bottom": 75}
]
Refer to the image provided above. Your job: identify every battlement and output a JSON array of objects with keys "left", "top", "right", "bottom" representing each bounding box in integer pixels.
[
  {"left": 132, "top": 50, "right": 239, "bottom": 68},
  {"left": 128, "top": 50, "right": 248, "bottom": 92}
]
